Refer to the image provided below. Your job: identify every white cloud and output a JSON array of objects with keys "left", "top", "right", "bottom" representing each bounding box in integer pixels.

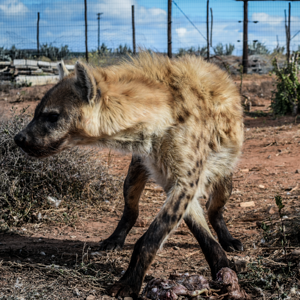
[
  {"left": 93, "top": 0, "right": 135, "bottom": 19},
  {"left": 0, "top": 0, "right": 28, "bottom": 16},
  {"left": 176, "top": 27, "right": 187, "bottom": 38},
  {"left": 252, "top": 13, "right": 283, "bottom": 26}
]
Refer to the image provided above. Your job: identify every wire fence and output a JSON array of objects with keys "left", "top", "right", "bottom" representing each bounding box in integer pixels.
[{"left": 0, "top": 1, "right": 299, "bottom": 63}]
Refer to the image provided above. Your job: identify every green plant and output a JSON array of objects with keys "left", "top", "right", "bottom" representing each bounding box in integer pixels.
[
  {"left": 275, "top": 195, "right": 288, "bottom": 260},
  {"left": 177, "top": 46, "right": 207, "bottom": 57},
  {"left": 213, "top": 43, "right": 235, "bottom": 56},
  {"left": 271, "top": 52, "right": 300, "bottom": 115},
  {"left": 40, "top": 43, "right": 69, "bottom": 61},
  {"left": 273, "top": 45, "right": 285, "bottom": 55},
  {"left": 115, "top": 44, "right": 132, "bottom": 55},
  {"left": 248, "top": 41, "right": 270, "bottom": 55},
  {"left": 98, "top": 43, "right": 112, "bottom": 55}
]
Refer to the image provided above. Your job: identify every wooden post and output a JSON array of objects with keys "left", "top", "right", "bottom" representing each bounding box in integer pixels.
[
  {"left": 84, "top": 0, "right": 88, "bottom": 62},
  {"left": 206, "top": 0, "right": 210, "bottom": 61},
  {"left": 97, "top": 13, "right": 103, "bottom": 54},
  {"left": 210, "top": 8, "right": 213, "bottom": 48},
  {"left": 132, "top": 5, "right": 136, "bottom": 55},
  {"left": 242, "top": 0, "right": 248, "bottom": 74},
  {"left": 37, "top": 12, "right": 40, "bottom": 58},
  {"left": 168, "top": 0, "right": 172, "bottom": 58},
  {"left": 287, "top": 2, "right": 291, "bottom": 63},
  {"left": 97, "top": 13, "right": 100, "bottom": 54}
]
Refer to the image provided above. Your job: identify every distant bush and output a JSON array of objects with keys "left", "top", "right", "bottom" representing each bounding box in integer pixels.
[
  {"left": 272, "top": 45, "right": 285, "bottom": 55},
  {"left": 0, "top": 45, "right": 33, "bottom": 61},
  {"left": 248, "top": 41, "right": 270, "bottom": 55},
  {"left": 40, "top": 43, "right": 69, "bottom": 61},
  {"left": 177, "top": 46, "right": 207, "bottom": 57},
  {"left": 114, "top": 44, "right": 132, "bottom": 55},
  {"left": 213, "top": 43, "right": 235, "bottom": 56},
  {"left": 271, "top": 52, "right": 300, "bottom": 115},
  {"left": 0, "top": 44, "right": 69, "bottom": 61},
  {"left": 0, "top": 109, "right": 122, "bottom": 226}
]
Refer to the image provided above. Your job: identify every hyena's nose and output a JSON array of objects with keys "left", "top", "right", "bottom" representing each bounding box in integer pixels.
[{"left": 14, "top": 132, "right": 27, "bottom": 147}]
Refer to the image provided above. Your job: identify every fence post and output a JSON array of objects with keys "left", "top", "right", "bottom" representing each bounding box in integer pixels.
[
  {"left": 132, "top": 5, "right": 136, "bottom": 55},
  {"left": 242, "top": 0, "right": 248, "bottom": 74},
  {"left": 287, "top": 2, "right": 291, "bottom": 63},
  {"left": 37, "top": 12, "right": 40, "bottom": 58},
  {"left": 84, "top": 0, "right": 88, "bottom": 62},
  {"left": 168, "top": 0, "right": 172, "bottom": 58},
  {"left": 210, "top": 8, "right": 213, "bottom": 48},
  {"left": 206, "top": 0, "right": 209, "bottom": 61}
]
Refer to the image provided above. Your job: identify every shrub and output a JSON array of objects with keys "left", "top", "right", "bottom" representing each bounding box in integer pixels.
[
  {"left": 177, "top": 46, "right": 207, "bottom": 57},
  {"left": 213, "top": 43, "right": 235, "bottom": 56},
  {"left": 273, "top": 45, "right": 285, "bottom": 54},
  {"left": 114, "top": 44, "right": 132, "bottom": 55},
  {"left": 248, "top": 41, "right": 270, "bottom": 55},
  {"left": 0, "top": 108, "right": 122, "bottom": 226},
  {"left": 271, "top": 52, "right": 300, "bottom": 115},
  {"left": 40, "top": 43, "right": 70, "bottom": 61}
]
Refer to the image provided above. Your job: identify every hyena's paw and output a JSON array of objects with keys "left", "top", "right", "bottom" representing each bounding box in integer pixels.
[
  {"left": 99, "top": 238, "right": 124, "bottom": 251},
  {"left": 220, "top": 238, "right": 243, "bottom": 252},
  {"left": 109, "top": 281, "right": 138, "bottom": 299}
]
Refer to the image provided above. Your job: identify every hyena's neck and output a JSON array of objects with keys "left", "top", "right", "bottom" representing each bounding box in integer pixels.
[{"left": 77, "top": 73, "right": 174, "bottom": 155}]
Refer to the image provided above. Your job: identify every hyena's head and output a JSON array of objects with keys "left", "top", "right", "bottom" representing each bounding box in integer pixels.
[{"left": 14, "top": 61, "right": 98, "bottom": 158}]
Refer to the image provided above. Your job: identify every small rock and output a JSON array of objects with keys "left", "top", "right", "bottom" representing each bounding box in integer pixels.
[
  {"left": 124, "top": 297, "right": 133, "bottom": 300},
  {"left": 291, "top": 249, "right": 300, "bottom": 256},
  {"left": 90, "top": 251, "right": 103, "bottom": 257},
  {"left": 232, "top": 258, "right": 248, "bottom": 273},
  {"left": 267, "top": 206, "right": 277, "bottom": 214},
  {"left": 73, "top": 288, "right": 80, "bottom": 296},
  {"left": 47, "top": 195, "right": 62, "bottom": 208},
  {"left": 134, "top": 219, "right": 146, "bottom": 227},
  {"left": 86, "top": 296, "right": 95, "bottom": 300},
  {"left": 240, "top": 168, "right": 249, "bottom": 173},
  {"left": 173, "top": 246, "right": 179, "bottom": 250},
  {"left": 267, "top": 155, "right": 271, "bottom": 159},
  {"left": 258, "top": 184, "right": 265, "bottom": 189},
  {"left": 40, "top": 251, "right": 46, "bottom": 256},
  {"left": 240, "top": 201, "right": 255, "bottom": 208}
]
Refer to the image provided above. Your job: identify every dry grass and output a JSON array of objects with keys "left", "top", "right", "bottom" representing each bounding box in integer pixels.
[{"left": 0, "top": 108, "right": 122, "bottom": 228}]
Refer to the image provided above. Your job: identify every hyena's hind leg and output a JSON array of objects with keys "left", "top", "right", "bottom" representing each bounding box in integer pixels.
[
  {"left": 99, "top": 155, "right": 149, "bottom": 251},
  {"left": 184, "top": 198, "right": 229, "bottom": 279},
  {"left": 206, "top": 174, "right": 243, "bottom": 252}
]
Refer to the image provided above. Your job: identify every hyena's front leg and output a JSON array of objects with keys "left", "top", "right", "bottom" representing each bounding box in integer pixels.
[
  {"left": 109, "top": 185, "right": 193, "bottom": 298},
  {"left": 99, "top": 155, "right": 149, "bottom": 251}
]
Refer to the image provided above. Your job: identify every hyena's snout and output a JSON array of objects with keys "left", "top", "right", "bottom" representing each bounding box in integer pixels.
[
  {"left": 14, "top": 130, "right": 28, "bottom": 148},
  {"left": 14, "top": 128, "right": 38, "bottom": 156}
]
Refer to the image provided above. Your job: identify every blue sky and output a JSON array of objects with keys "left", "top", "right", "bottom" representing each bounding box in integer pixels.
[{"left": 0, "top": 0, "right": 299, "bottom": 55}]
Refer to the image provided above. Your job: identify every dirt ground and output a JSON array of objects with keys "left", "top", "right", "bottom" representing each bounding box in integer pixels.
[{"left": 1, "top": 77, "right": 300, "bottom": 300}]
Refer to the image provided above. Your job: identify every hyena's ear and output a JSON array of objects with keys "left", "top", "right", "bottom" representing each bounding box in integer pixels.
[
  {"left": 74, "top": 61, "right": 97, "bottom": 103},
  {"left": 57, "top": 60, "right": 69, "bottom": 81}
]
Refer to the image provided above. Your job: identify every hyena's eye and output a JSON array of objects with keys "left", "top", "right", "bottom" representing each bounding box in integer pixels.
[{"left": 46, "top": 113, "right": 60, "bottom": 123}]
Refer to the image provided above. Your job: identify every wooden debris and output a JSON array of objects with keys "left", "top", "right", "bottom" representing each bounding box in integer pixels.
[{"left": 240, "top": 201, "right": 255, "bottom": 208}]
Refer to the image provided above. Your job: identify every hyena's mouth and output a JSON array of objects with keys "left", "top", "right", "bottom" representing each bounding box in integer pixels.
[
  {"left": 15, "top": 134, "right": 69, "bottom": 158},
  {"left": 18, "top": 144, "right": 62, "bottom": 158}
]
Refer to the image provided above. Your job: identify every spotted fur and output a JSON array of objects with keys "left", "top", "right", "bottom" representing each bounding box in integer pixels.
[{"left": 14, "top": 53, "right": 244, "bottom": 298}]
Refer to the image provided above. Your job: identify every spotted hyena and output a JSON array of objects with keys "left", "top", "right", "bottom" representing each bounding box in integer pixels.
[{"left": 14, "top": 53, "right": 244, "bottom": 298}]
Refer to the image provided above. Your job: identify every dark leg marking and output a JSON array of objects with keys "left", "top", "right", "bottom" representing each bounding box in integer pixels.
[
  {"left": 99, "top": 155, "right": 149, "bottom": 251},
  {"left": 206, "top": 174, "right": 243, "bottom": 252}
]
